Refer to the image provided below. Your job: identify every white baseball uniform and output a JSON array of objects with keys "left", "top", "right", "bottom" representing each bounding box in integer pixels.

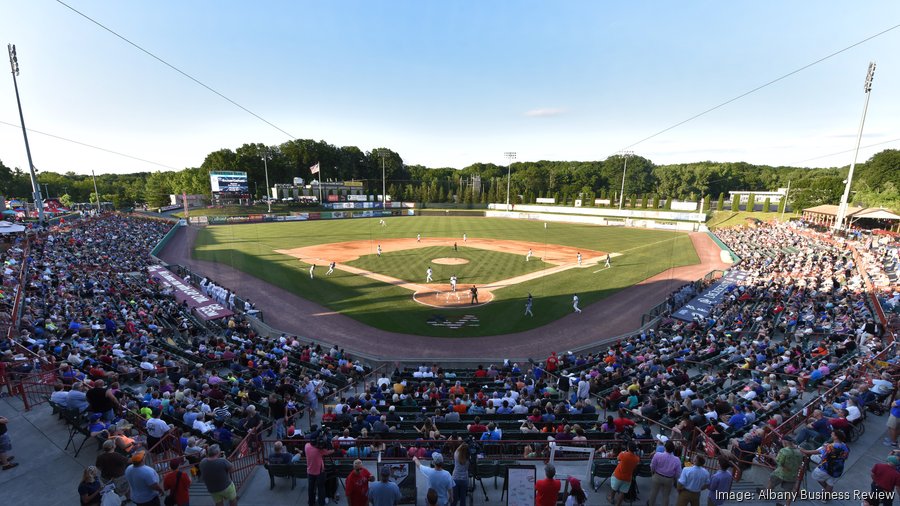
[
  {"left": 526, "top": 249, "right": 532, "bottom": 262},
  {"left": 450, "top": 276, "right": 457, "bottom": 292},
  {"left": 326, "top": 262, "right": 335, "bottom": 275},
  {"left": 377, "top": 245, "right": 382, "bottom": 256},
  {"left": 573, "top": 295, "right": 581, "bottom": 313},
  {"left": 426, "top": 268, "right": 433, "bottom": 282},
  {"left": 416, "top": 233, "right": 421, "bottom": 243},
  {"left": 309, "top": 264, "right": 315, "bottom": 279},
  {"left": 577, "top": 253, "right": 582, "bottom": 266}
]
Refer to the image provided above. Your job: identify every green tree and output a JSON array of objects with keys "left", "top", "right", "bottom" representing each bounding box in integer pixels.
[
  {"left": 777, "top": 195, "right": 786, "bottom": 215},
  {"left": 717, "top": 192, "right": 725, "bottom": 211},
  {"left": 665, "top": 196, "right": 673, "bottom": 210},
  {"left": 731, "top": 193, "right": 740, "bottom": 212},
  {"left": 763, "top": 197, "right": 771, "bottom": 213},
  {"left": 641, "top": 194, "right": 648, "bottom": 208},
  {"left": 746, "top": 193, "right": 756, "bottom": 212}
]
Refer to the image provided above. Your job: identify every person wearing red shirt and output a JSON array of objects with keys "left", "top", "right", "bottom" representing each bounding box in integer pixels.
[
  {"left": 474, "top": 365, "right": 487, "bottom": 378},
  {"left": 612, "top": 412, "right": 636, "bottom": 433},
  {"left": 871, "top": 457, "right": 900, "bottom": 505},
  {"left": 162, "top": 459, "right": 191, "bottom": 506},
  {"left": 546, "top": 352, "right": 559, "bottom": 373},
  {"left": 345, "top": 459, "right": 374, "bottom": 506},
  {"left": 535, "top": 464, "right": 561, "bottom": 506},
  {"left": 467, "top": 417, "right": 488, "bottom": 434}
]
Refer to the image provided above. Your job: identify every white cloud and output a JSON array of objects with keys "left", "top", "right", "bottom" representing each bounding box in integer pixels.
[{"left": 524, "top": 108, "right": 565, "bottom": 118}]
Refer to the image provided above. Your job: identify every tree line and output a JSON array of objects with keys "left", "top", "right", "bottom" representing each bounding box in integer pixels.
[{"left": 0, "top": 140, "right": 897, "bottom": 212}]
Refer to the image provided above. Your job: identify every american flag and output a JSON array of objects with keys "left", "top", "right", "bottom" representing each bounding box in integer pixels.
[{"left": 310, "top": 162, "right": 320, "bottom": 175}]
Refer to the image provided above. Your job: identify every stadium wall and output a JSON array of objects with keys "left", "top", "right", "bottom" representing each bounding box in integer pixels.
[
  {"left": 485, "top": 210, "right": 704, "bottom": 232},
  {"left": 487, "top": 203, "right": 707, "bottom": 222}
]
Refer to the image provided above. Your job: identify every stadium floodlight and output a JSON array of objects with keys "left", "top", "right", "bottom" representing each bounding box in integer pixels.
[
  {"left": 617, "top": 151, "right": 634, "bottom": 210},
  {"left": 259, "top": 147, "right": 271, "bottom": 213},
  {"left": 7, "top": 43, "right": 44, "bottom": 223},
  {"left": 504, "top": 152, "right": 517, "bottom": 211},
  {"left": 833, "top": 61, "right": 876, "bottom": 232},
  {"left": 376, "top": 149, "right": 390, "bottom": 208}
]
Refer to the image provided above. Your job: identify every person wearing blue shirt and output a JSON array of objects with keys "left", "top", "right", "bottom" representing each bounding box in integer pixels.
[
  {"left": 480, "top": 424, "right": 502, "bottom": 441},
  {"left": 414, "top": 454, "right": 454, "bottom": 506},
  {"left": 726, "top": 407, "right": 746, "bottom": 431},
  {"left": 676, "top": 455, "right": 710, "bottom": 505}
]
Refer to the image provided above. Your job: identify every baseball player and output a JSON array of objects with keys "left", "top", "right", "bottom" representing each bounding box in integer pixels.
[
  {"left": 377, "top": 244, "right": 382, "bottom": 257},
  {"left": 463, "top": 233, "right": 467, "bottom": 243},
  {"left": 379, "top": 219, "right": 386, "bottom": 227},
  {"left": 470, "top": 285, "right": 478, "bottom": 304},
  {"left": 525, "top": 293, "right": 534, "bottom": 317},
  {"left": 416, "top": 233, "right": 421, "bottom": 243},
  {"left": 426, "top": 267, "right": 433, "bottom": 283},
  {"left": 526, "top": 249, "right": 533, "bottom": 262},
  {"left": 450, "top": 275, "right": 457, "bottom": 292},
  {"left": 605, "top": 253, "right": 611, "bottom": 268},
  {"left": 577, "top": 252, "right": 582, "bottom": 266},
  {"left": 309, "top": 263, "right": 315, "bottom": 279},
  {"left": 573, "top": 294, "right": 582, "bottom": 313},
  {"left": 326, "top": 261, "right": 335, "bottom": 275}
]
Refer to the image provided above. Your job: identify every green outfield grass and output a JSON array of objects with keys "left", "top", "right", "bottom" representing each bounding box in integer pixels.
[
  {"left": 192, "top": 216, "right": 700, "bottom": 336},
  {"left": 707, "top": 211, "right": 799, "bottom": 229},
  {"left": 347, "top": 246, "right": 553, "bottom": 285}
]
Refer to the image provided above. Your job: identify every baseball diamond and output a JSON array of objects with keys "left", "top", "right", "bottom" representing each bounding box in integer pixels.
[{"left": 184, "top": 216, "right": 716, "bottom": 339}]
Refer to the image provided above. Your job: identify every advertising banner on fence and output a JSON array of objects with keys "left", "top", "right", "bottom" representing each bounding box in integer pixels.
[
  {"left": 672, "top": 269, "right": 748, "bottom": 322},
  {"left": 147, "top": 265, "right": 234, "bottom": 320},
  {"left": 385, "top": 461, "right": 416, "bottom": 504}
]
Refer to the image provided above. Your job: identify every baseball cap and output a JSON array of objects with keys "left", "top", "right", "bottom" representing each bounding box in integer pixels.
[{"left": 431, "top": 452, "right": 444, "bottom": 464}]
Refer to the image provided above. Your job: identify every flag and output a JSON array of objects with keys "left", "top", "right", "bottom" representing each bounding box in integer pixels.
[{"left": 310, "top": 162, "right": 320, "bottom": 175}]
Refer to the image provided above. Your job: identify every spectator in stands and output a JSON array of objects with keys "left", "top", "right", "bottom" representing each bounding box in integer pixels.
[
  {"left": 199, "top": 444, "right": 237, "bottom": 506},
  {"left": 345, "top": 459, "right": 374, "bottom": 506},
  {"left": 535, "top": 464, "right": 560, "bottom": 506},
  {"left": 675, "top": 455, "right": 709, "bottom": 506},
  {"left": 765, "top": 437, "right": 802, "bottom": 506},
  {"left": 145, "top": 411, "right": 172, "bottom": 451},
  {"left": 268, "top": 441, "right": 291, "bottom": 465},
  {"left": 870, "top": 456, "right": 900, "bottom": 506},
  {"left": 124, "top": 451, "right": 163, "bottom": 506},
  {"left": 305, "top": 435, "right": 335, "bottom": 506},
  {"left": 96, "top": 439, "right": 129, "bottom": 498},
  {"left": 162, "top": 458, "right": 191, "bottom": 506},
  {"left": 78, "top": 465, "right": 102, "bottom": 506},
  {"left": 793, "top": 410, "right": 831, "bottom": 446},
  {"left": 368, "top": 465, "right": 401, "bottom": 506},
  {"left": 480, "top": 423, "right": 502, "bottom": 441},
  {"left": 451, "top": 443, "right": 469, "bottom": 506},
  {"left": 86, "top": 378, "right": 120, "bottom": 422},
  {"left": 801, "top": 430, "right": 849, "bottom": 496},
  {"left": 413, "top": 453, "right": 454, "bottom": 506},
  {"left": 648, "top": 440, "right": 681, "bottom": 506},
  {"left": 706, "top": 458, "right": 733, "bottom": 506},
  {"left": 67, "top": 382, "right": 89, "bottom": 413},
  {"left": 608, "top": 442, "right": 640, "bottom": 506}
]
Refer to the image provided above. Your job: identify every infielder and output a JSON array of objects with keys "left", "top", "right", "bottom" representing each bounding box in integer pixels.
[
  {"left": 577, "top": 252, "right": 582, "bottom": 266},
  {"left": 605, "top": 253, "right": 611, "bottom": 268},
  {"left": 525, "top": 293, "right": 533, "bottom": 317},
  {"left": 450, "top": 275, "right": 457, "bottom": 292},
  {"left": 416, "top": 233, "right": 421, "bottom": 243},
  {"left": 379, "top": 219, "right": 386, "bottom": 227},
  {"left": 426, "top": 267, "right": 433, "bottom": 283},
  {"left": 526, "top": 249, "right": 533, "bottom": 262},
  {"left": 573, "top": 294, "right": 582, "bottom": 313},
  {"left": 309, "top": 263, "right": 315, "bottom": 279},
  {"left": 377, "top": 244, "right": 382, "bottom": 257},
  {"left": 463, "top": 233, "right": 467, "bottom": 243},
  {"left": 326, "top": 261, "right": 335, "bottom": 275}
]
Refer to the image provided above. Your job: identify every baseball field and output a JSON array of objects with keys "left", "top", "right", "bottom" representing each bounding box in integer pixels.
[{"left": 192, "top": 216, "right": 699, "bottom": 336}]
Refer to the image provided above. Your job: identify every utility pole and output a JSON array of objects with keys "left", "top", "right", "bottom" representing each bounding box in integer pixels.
[
  {"left": 504, "top": 151, "right": 516, "bottom": 211},
  {"left": 618, "top": 151, "right": 634, "bottom": 210},
  {"left": 376, "top": 150, "right": 389, "bottom": 208},
  {"left": 834, "top": 61, "right": 876, "bottom": 232},
  {"left": 7, "top": 44, "right": 44, "bottom": 223},
  {"left": 91, "top": 170, "right": 101, "bottom": 214},
  {"left": 781, "top": 180, "right": 791, "bottom": 221},
  {"left": 259, "top": 147, "right": 271, "bottom": 213}
]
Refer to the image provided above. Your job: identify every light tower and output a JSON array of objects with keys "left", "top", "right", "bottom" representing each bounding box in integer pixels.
[
  {"left": 617, "top": 151, "right": 634, "bottom": 210},
  {"left": 834, "top": 61, "right": 876, "bottom": 232},
  {"left": 504, "top": 151, "right": 516, "bottom": 211},
  {"left": 7, "top": 44, "right": 44, "bottom": 223}
]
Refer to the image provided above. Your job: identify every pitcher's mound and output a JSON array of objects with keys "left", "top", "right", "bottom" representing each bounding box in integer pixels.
[
  {"left": 432, "top": 257, "right": 469, "bottom": 265},
  {"left": 413, "top": 287, "right": 493, "bottom": 308}
]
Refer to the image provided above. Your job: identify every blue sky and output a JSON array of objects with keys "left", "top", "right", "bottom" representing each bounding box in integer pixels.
[{"left": 1, "top": 1, "right": 899, "bottom": 175}]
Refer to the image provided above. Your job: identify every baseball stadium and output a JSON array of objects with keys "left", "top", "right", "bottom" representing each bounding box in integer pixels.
[
  {"left": 4, "top": 3, "right": 900, "bottom": 506},
  {"left": 159, "top": 214, "right": 725, "bottom": 356}
]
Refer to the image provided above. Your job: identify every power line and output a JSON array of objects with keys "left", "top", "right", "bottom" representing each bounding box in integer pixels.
[
  {"left": 0, "top": 119, "right": 180, "bottom": 170},
  {"left": 798, "top": 136, "right": 900, "bottom": 163},
  {"left": 55, "top": 0, "right": 297, "bottom": 140},
  {"left": 615, "top": 23, "right": 900, "bottom": 155}
]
